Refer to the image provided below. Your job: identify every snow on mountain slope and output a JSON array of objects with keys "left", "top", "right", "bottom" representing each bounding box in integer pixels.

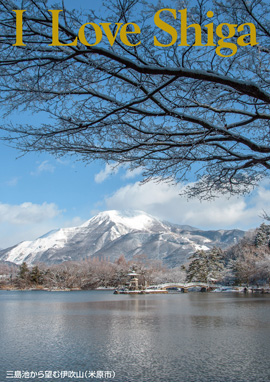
[
  {"left": 2, "top": 226, "right": 83, "bottom": 264},
  {"left": 82, "top": 210, "right": 166, "bottom": 231},
  {"left": 0, "top": 210, "right": 245, "bottom": 267}
]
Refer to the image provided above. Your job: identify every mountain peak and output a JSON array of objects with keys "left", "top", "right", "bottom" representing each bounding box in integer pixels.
[
  {"left": 84, "top": 209, "right": 160, "bottom": 231},
  {"left": 0, "top": 209, "right": 245, "bottom": 267}
]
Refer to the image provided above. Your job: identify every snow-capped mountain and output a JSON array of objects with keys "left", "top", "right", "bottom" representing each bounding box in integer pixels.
[{"left": 0, "top": 210, "right": 245, "bottom": 267}]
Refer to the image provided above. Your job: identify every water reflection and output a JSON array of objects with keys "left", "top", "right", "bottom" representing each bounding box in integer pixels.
[{"left": 0, "top": 291, "right": 269, "bottom": 382}]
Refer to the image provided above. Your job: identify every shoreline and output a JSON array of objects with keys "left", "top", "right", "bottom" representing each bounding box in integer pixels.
[{"left": 1, "top": 286, "right": 269, "bottom": 293}]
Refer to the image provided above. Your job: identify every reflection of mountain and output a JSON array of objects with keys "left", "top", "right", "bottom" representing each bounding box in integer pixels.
[{"left": 0, "top": 210, "right": 245, "bottom": 267}]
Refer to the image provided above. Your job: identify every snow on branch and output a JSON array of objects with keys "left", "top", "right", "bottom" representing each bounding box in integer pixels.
[{"left": 0, "top": 0, "right": 270, "bottom": 197}]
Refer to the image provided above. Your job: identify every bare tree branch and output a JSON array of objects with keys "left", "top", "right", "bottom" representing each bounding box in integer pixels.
[{"left": 0, "top": 0, "right": 270, "bottom": 198}]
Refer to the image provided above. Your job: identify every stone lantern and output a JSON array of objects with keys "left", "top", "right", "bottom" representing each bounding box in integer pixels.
[{"left": 127, "top": 270, "right": 139, "bottom": 290}]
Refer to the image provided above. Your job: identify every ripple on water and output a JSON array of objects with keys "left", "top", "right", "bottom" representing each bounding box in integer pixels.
[{"left": 0, "top": 291, "right": 269, "bottom": 382}]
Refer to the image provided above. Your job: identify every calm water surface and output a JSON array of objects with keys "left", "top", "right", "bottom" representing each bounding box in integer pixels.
[{"left": 0, "top": 290, "right": 270, "bottom": 382}]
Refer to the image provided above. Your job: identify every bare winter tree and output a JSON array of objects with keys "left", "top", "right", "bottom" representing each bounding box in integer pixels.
[
  {"left": 0, "top": 0, "right": 270, "bottom": 198},
  {"left": 260, "top": 210, "right": 270, "bottom": 222},
  {"left": 226, "top": 229, "right": 270, "bottom": 285}
]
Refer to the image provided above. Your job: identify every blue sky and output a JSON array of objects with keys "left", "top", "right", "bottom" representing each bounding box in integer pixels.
[{"left": 0, "top": 0, "right": 269, "bottom": 248}]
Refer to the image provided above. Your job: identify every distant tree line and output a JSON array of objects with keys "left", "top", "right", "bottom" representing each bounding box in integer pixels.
[
  {"left": 0, "top": 254, "right": 185, "bottom": 290},
  {"left": 0, "top": 224, "right": 269, "bottom": 290}
]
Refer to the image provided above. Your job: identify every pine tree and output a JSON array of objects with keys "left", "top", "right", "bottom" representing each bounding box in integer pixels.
[
  {"left": 18, "top": 262, "right": 29, "bottom": 280},
  {"left": 254, "top": 224, "right": 270, "bottom": 247},
  {"left": 186, "top": 248, "right": 225, "bottom": 283},
  {"left": 29, "top": 265, "right": 43, "bottom": 285}
]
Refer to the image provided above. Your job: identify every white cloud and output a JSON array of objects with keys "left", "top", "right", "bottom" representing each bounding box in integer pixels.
[
  {"left": 0, "top": 202, "right": 62, "bottom": 225},
  {"left": 104, "top": 180, "right": 270, "bottom": 230},
  {"left": 94, "top": 163, "right": 120, "bottom": 183},
  {"left": 122, "top": 167, "right": 143, "bottom": 179},
  {"left": 0, "top": 201, "right": 64, "bottom": 249},
  {"left": 31, "top": 160, "right": 55, "bottom": 176},
  {"left": 62, "top": 216, "right": 85, "bottom": 228},
  {"left": 56, "top": 158, "right": 70, "bottom": 166},
  {"left": 5, "top": 177, "right": 19, "bottom": 186},
  {"left": 95, "top": 163, "right": 143, "bottom": 183}
]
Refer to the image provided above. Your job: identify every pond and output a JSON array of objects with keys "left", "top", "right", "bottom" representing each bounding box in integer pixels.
[{"left": 0, "top": 290, "right": 269, "bottom": 382}]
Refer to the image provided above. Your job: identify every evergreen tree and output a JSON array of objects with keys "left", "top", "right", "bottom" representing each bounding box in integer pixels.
[
  {"left": 18, "top": 262, "right": 29, "bottom": 280},
  {"left": 186, "top": 248, "right": 225, "bottom": 284},
  {"left": 29, "top": 265, "right": 43, "bottom": 285},
  {"left": 255, "top": 224, "right": 270, "bottom": 248}
]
